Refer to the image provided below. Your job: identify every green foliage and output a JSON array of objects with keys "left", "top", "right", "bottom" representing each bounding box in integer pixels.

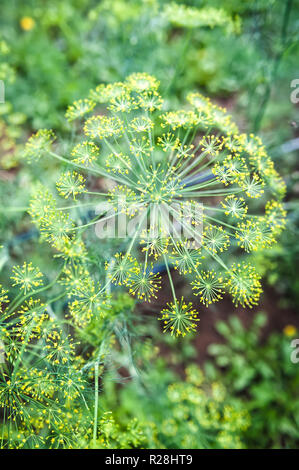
[
  {"left": 206, "top": 313, "right": 299, "bottom": 448},
  {"left": 102, "top": 358, "right": 250, "bottom": 449},
  {"left": 0, "top": 0, "right": 239, "bottom": 129}
]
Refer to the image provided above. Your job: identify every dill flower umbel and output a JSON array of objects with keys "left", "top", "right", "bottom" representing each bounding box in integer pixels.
[
  {"left": 191, "top": 270, "right": 224, "bottom": 307},
  {"left": 159, "top": 298, "right": 199, "bottom": 337},
  {"left": 25, "top": 73, "right": 285, "bottom": 335},
  {"left": 0, "top": 275, "right": 95, "bottom": 450},
  {"left": 163, "top": 3, "right": 240, "bottom": 34},
  {"left": 56, "top": 171, "right": 87, "bottom": 200},
  {"left": 24, "top": 129, "right": 55, "bottom": 162},
  {"left": 11, "top": 262, "right": 43, "bottom": 294}
]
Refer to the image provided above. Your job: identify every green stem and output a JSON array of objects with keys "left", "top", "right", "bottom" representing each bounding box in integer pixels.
[
  {"left": 49, "top": 151, "right": 130, "bottom": 188},
  {"left": 163, "top": 253, "right": 177, "bottom": 305},
  {"left": 93, "top": 361, "right": 99, "bottom": 447}
]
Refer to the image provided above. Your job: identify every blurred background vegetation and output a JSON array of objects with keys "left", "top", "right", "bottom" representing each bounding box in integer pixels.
[{"left": 0, "top": 0, "right": 299, "bottom": 448}]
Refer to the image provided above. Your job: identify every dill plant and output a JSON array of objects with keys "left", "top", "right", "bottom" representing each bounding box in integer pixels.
[
  {"left": 0, "top": 263, "right": 146, "bottom": 448},
  {"left": 23, "top": 72, "right": 286, "bottom": 338},
  {"left": 0, "top": 273, "right": 92, "bottom": 448},
  {"left": 0, "top": 2, "right": 295, "bottom": 452}
]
